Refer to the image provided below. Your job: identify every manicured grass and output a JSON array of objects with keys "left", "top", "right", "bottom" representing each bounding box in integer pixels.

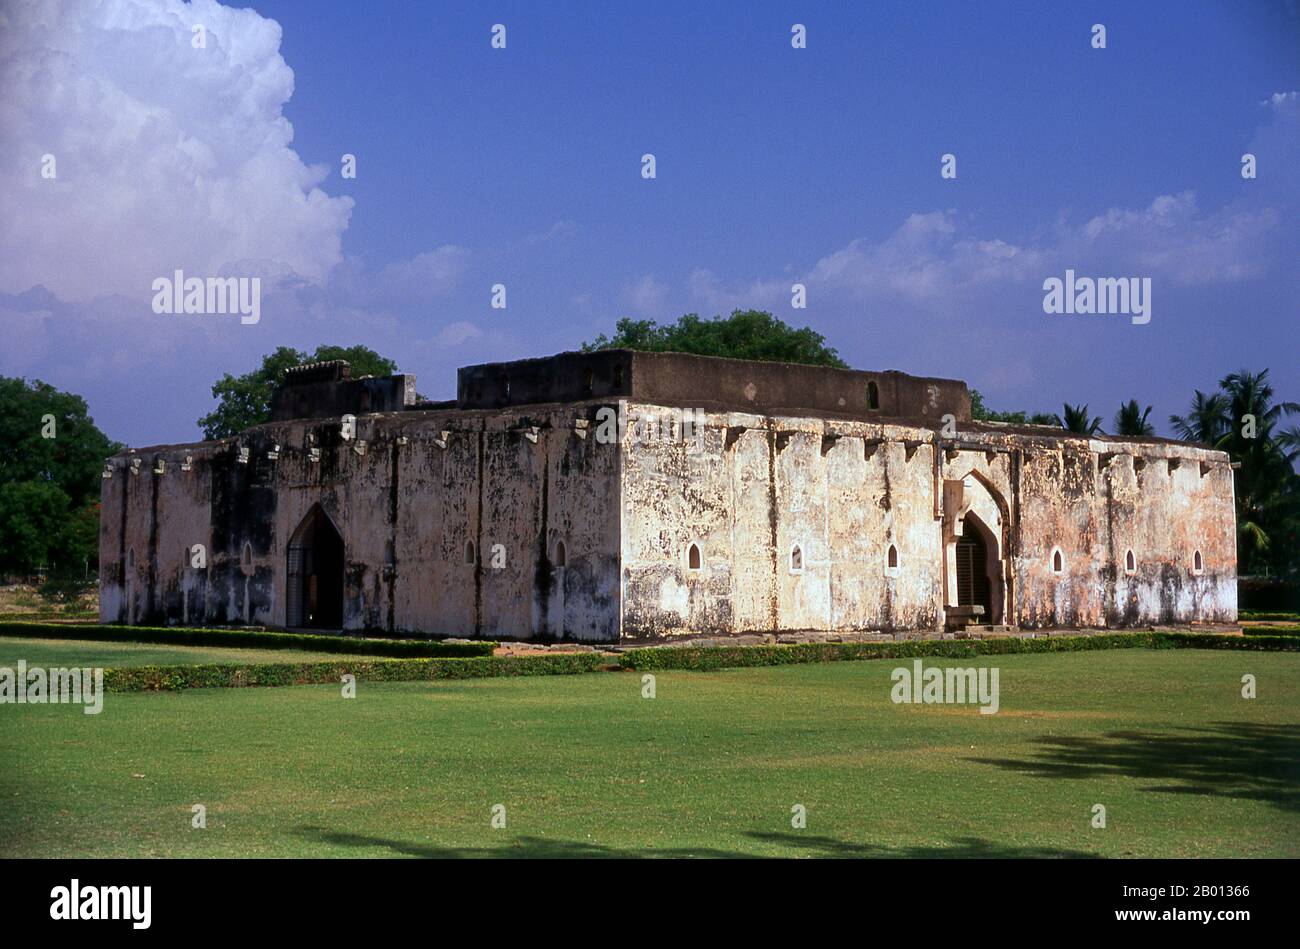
[
  {"left": 1, "top": 649, "right": 1296, "bottom": 858},
  {"left": 0, "top": 636, "right": 391, "bottom": 668}
]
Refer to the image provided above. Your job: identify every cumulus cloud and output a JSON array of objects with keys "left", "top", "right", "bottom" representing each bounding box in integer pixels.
[
  {"left": 0, "top": 0, "right": 353, "bottom": 301},
  {"left": 374, "top": 246, "right": 471, "bottom": 304},
  {"left": 434, "top": 320, "right": 483, "bottom": 347},
  {"left": 686, "top": 269, "right": 786, "bottom": 314},
  {"left": 805, "top": 211, "right": 1047, "bottom": 303},
  {"left": 622, "top": 274, "right": 669, "bottom": 316}
]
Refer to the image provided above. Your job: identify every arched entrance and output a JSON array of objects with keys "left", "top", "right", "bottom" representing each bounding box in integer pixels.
[
  {"left": 286, "top": 505, "right": 344, "bottom": 628},
  {"left": 955, "top": 520, "right": 994, "bottom": 619},
  {"left": 943, "top": 474, "right": 1009, "bottom": 627}
]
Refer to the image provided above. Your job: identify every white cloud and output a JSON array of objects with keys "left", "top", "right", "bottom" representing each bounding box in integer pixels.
[
  {"left": 435, "top": 321, "right": 483, "bottom": 347},
  {"left": 0, "top": 0, "right": 353, "bottom": 301},
  {"left": 525, "top": 220, "right": 579, "bottom": 244},
  {"left": 686, "top": 269, "right": 785, "bottom": 314},
  {"left": 622, "top": 274, "right": 669, "bottom": 316},
  {"left": 375, "top": 246, "right": 471, "bottom": 303}
]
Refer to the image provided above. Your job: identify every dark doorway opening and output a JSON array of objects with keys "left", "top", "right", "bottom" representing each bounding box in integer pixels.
[
  {"left": 955, "top": 530, "right": 992, "bottom": 618},
  {"left": 287, "top": 506, "right": 344, "bottom": 629}
]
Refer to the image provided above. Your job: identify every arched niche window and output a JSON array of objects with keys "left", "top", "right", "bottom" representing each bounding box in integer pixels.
[
  {"left": 1124, "top": 549, "right": 1136, "bottom": 575},
  {"left": 240, "top": 541, "right": 254, "bottom": 577},
  {"left": 464, "top": 539, "right": 476, "bottom": 565},
  {"left": 867, "top": 381, "right": 880, "bottom": 411},
  {"left": 884, "top": 543, "right": 901, "bottom": 578},
  {"left": 1051, "top": 547, "right": 1065, "bottom": 575},
  {"left": 1193, "top": 550, "right": 1203, "bottom": 575},
  {"left": 687, "top": 543, "right": 702, "bottom": 572},
  {"left": 126, "top": 547, "right": 135, "bottom": 568},
  {"left": 583, "top": 368, "right": 594, "bottom": 394},
  {"left": 790, "top": 544, "right": 803, "bottom": 574},
  {"left": 613, "top": 364, "right": 625, "bottom": 389},
  {"left": 554, "top": 540, "right": 567, "bottom": 568}
]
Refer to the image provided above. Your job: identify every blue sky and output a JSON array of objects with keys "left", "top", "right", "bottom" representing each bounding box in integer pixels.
[{"left": 1, "top": 0, "right": 1296, "bottom": 446}]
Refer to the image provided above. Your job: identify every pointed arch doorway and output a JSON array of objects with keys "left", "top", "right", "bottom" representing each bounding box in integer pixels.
[
  {"left": 286, "top": 505, "right": 344, "bottom": 629},
  {"left": 943, "top": 474, "right": 1009, "bottom": 627},
  {"left": 955, "top": 517, "right": 995, "bottom": 621}
]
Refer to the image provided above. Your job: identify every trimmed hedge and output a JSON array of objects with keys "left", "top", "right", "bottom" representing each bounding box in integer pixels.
[
  {"left": 0, "top": 621, "right": 495, "bottom": 659},
  {"left": 618, "top": 631, "right": 1300, "bottom": 671},
  {"left": 1242, "top": 624, "right": 1300, "bottom": 637},
  {"left": 1240, "top": 611, "right": 1300, "bottom": 622},
  {"left": 103, "top": 653, "right": 607, "bottom": 692}
]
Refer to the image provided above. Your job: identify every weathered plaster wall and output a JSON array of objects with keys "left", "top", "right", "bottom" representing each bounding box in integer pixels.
[
  {"left": 100, "top": 405, "right": 622, "bottom": 641},
  {"left": 618, "top": 405, "right": 1236, "bottom": 638},
  {"left": 619, "top": 405, "right": 945, "bottom": 638},
  {"left": 100, "top": 397, "right": 1236, "bottom": 642}
]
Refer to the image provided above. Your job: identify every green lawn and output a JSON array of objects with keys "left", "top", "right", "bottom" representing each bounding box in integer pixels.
[
  {"left": 1, "top": 649, "right": 1296, "bottom": 857},
  {"left": 0, "top": 636, "right": 389, "bottom": 668}
]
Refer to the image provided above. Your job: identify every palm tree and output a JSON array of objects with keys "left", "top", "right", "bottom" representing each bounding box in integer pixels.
[
  {"left": 1113, "top": 400, "right": 1155, "bottom": 437},
  {"left": 1219, "top": 369, "right": 1300, "bottom": 445},
  {"left": 1169, "top": 389, "right": 1230, "bottom": 446},
  {"left": 1213, "top": 369, "right": 1300, "bottom": 576},
  {"left": 1054, "top": 403, "right": 1103, "bottom": 435}
]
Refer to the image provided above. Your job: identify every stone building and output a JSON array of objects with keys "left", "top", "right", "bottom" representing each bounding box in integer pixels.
[{"left": 98, "top": 350, "right": 1237, "bottom": 641}]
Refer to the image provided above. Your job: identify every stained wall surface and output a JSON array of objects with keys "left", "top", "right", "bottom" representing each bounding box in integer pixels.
[
  {"left": 616, "top": 403, "right": 1236, "bottom": 638},
  {"left": 100, "top": 397, "right": 1237, "bottom": 642},
  {"left": 100, "top": 404, "right": 622, "bottom": 641}
]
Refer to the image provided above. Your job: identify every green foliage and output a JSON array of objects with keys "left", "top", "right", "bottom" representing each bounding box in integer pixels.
[
  {"left": 0, "top": 622, "right": 496, "bottom": 658},
  {"left": 1054, "top": 402, "right": 1104, "bottom": 435},
  {"left": 1113, "top": 399, "right": 1155, "bottom": 437},
  {"left": 36, "top": 571, "right": 97, "bottom": 605},
  {"left": 1242, "top": 625, "right": 1300, "bottom": 637},
  {"left": 197, "top": 344, "right": 400, "bottom": 440},
  {"left": 0, "top": 377, "right": 120, "bottom": 507},
  {"left": 582, "top": 310, "right": 848, "bottom": 367},
  {"left": 0, "top": 377, "right": 120, "bottom": 575},
  {"left": 1169, "top": 390, "right": 1231, "bottom": 444},
  {"left": 100, "top": 652, "right": 606, "bottom": 692},
  {"left": 1171, "top": 369, "right": 1300, "bottom": 578},
  {"left": 969, "top": 389, "right": 1056, "bottom": 425},
  {"left": 619, "top": 631, "right": 1298, "bottom": 671}
]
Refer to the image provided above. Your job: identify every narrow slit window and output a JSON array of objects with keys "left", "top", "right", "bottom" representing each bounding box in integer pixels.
[
  {"left": 1193, "top": 550, "right": 1203, "bottom": 574},
  {"left": 790, "top": 544, "right": 803, "bottom": 572},
  {"left": 888, "top": 544, "right": 899, "bottom": 569},
  {"left": 1125, "top": 549, "right": 1136, "bottom": 574},
  {"left": 688, "top": 543, "right": 701, "bottom": 571},
  {"left": 554, "top": 541, "right": 567, "bottom": 567},
  {"left": 127, "top": 547, "right": 135, "bottom": 568},
  {"left": 867, "top": 381, "right": 880, "bottom": 411},
  {"left": 613, "top": 364, "right": 625, "bottom": 389},
  {"left": 465, "top": 540, "right": 476, "bottom": 565},
  {"left": 1051, "top": 548, "right": 1064, "bottom": 574}
]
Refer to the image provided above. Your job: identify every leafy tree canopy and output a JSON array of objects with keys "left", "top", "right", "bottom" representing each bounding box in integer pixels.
[
  {"left": 582, "top": 310, "right": 848, "bottom": 368},
  {"left": 969, "top": 389, "right": 1056, "bottom": 426},
  {"left": 0, "top": 377, "right": 119, "bottom": 575},
  {"left": 198, "top": 344, "right": 400, "bottom": 440}
]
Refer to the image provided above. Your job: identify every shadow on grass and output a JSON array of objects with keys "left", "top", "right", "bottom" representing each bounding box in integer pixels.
[
  {"left": 972, "top": 721, "right": 1300, "bottom": 811},
  {"left": 295, "top": 827, "right": 1097, "bottom": 858}
]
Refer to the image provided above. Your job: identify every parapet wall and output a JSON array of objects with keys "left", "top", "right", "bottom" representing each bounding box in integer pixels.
[{"left": 457, "top": 349, "right": 971, "bottom": 422}]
